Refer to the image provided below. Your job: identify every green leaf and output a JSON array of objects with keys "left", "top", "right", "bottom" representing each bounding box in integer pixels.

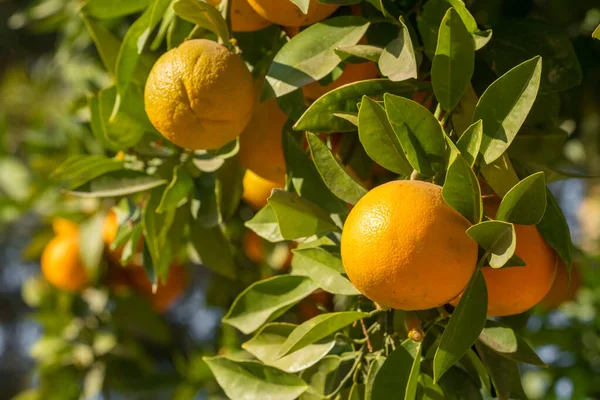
[
  {"left": 474, "top": 56, "right": 542, "bottom": 164},
  {"left": 193, "top": 173, "right": 219, "bottom": 228},
  {"left": 306, "top": 133, "right": 368, "bottom": 205},
  {"left": 115, "top": 0, "right": 171, "bottom": 99},
  {"left": 263, "top": 16, "right": 370, "bottom": 99},
  {"left": 403, "top": 340, "right": 423, "bottom": 400},
  {"left": 478, "top": 323, "right": 545, "bottom": 367},
  {"left": 442, "top": 153, "right": 482, "bottom": 224},
  {"left": 81, "top": 0, "right": 150, "bottom": 19},
  {"left": 142, "top": 189, "right": 178, "bottom": 281},
  {"left": 436, "top": 367, "right": 483, "bottom": 400},
  {"left": 508, "top": 128, "right": 567, "bottom": 164},
  {"left": 300, "top": 355, "right": 342, "bottom": 399},
  {"left": 484, "top": 20, "right": 582, "bottom": 93},
  {"left": 173, "top": 0, "right": 229, "bottom": 43},
  {"left": 455, "top": 120, "right": 482, "bottom": 167},
  {"left": 0, "top": 157, "right": 31, "bottom": 202},
  {"left": 203, "top": 357, "right": 308, "bottom": 400},
  {"left": 277, "top": 311, "right": 369, "bottom": 358},
  {"left": 285, "top": 133, "right": 347, "bottom": 214},
  {"left": 294, "top": 79, "right": 418, "bottom": 133},
  {"left": 157, "top": 165, "right": 193, "bottom": 213},
  {"left": 594, "top": 24, "right": 600, "bottom": 39},
  {"left": 358, "top": 96, "right": 413, "bottom": 176},
  {"left": 475, "top": 342, "right": 527, "bottom": 400},
  {"left": 289, "top": 0, "right": 310, "bottom": 13},
  {"left": 291, "top": 247, "right": 359, "bottom": 295},
  {"left": 365, "top": 355, "right": 386, "bottom": 400},
  {"left": 245, "top": 205, "right": 285, "bottom": 243},
  {"left": 479, "top": 154, "right": 520, "bottom": 197},
  {"left": 378, "top": 17, "right": 418, "bottom": 82},
  {"left": 190, "top": 222, "right": 236, "bottom": 279},
  {"left": 216, "top": 155, "right": 244, "bottom": 221},
  {"left": 372, "top": 341, "right": 421, "bottom": 400},
  {"left": 98, "top": 85, "right": 151, "bottom": 149},
  {"left": 417, "top": 0, "right": 492, "bottom": 57},
  {"left": 268, "top": 190, "right": 340, "bottom": 240},
  {"left": 223, "top": 275, "right": 318, "bottom": 334},
  {"left": 242, "top": 323, "right": 335, "bottom": 373},
  {"left": 79, "top": 213, "right": 106, "bottom": 276},
  {"left": 384, "top": 94, "right": 446, "bottom": 176},
  {"left": 433, "top": 269, "right": 487, "bottom": 382},
  {"left": 53, "top": 155, "right": 125, "bottom": 190},
  {"left": 496, "top": 172, "right": 546, "bottom": 225},
  {"left": 537, "top": 188, "right": 572, "bottom": 272},
  {"left": 416, "top": 374, "right": 445, "bottom": 399},
  {"left": 466, "top": 221, "right": 516, "bottom": 268},
  {"left": 82, "top": 17, "right": 121, "bottom": 77},
  {"left": 335, "top": 45, "right": 383, "bottom": 63},
  {"left": 461, "top": 349, "right": 492, "bottom": 394},
  {"left": 431, "top": 8, "right": 475, "bottom": 112},
  {"left": 69, "top": 172, "right": 168, "bottom": 198}
]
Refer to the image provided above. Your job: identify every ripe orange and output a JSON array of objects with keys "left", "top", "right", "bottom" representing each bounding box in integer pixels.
[
  {"left": 303, "top": 62, "right": 379, "bottom": 100},
  {"left": 239, "top": 98, "right": 287, "bottom": 184},
  {"left": 247, "top": 0, "right": 339, "bottom": 27},
  {"left": 341, "top": 180, "right": 477, "bottom": 310},
  {"left": 127, "top": 264, "right": 189, "bottom": 312},
  {"left": 41, "top": 235, "right": 88, "bottom": 292},
  {"left": 145, "top": 39, "right": 254, "bottom": 150},
  {"left": 450, "top": 198, "right": 557, "bottom": 316},
  {"left": 242, "top": 230, "right": 265, "bottom": 264},
  {"left": 242, "top": 230, "right": 293, "bottom": 268},
  {"left": 540, "top": 260, "right": 581, "bottom": 309},
  {"left": 208, "top": 0, "right": 271, "bottom": 32},
  {"left": 298, "top": 290, "right": 334, "bottom": 321},
  {"left": 102, "top": 209, "right": 119, "bottom": 246},
  {"left": 52, "top": 217, "right": 79, "bottom": 237},
  {"left": 242, "top": 169, "right": 282, "bottom": 210}
]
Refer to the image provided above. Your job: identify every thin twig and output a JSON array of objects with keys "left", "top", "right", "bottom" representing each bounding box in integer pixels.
[{"left": 360, "top": 319, "right": 373, "bottom": 352}]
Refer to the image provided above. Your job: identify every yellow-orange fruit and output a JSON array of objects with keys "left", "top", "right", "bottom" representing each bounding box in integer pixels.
[
  {"left": 128, "top": 264, "right": 189, "bottom": 312},
  {"left": 303, "top": 62, "right": 379, "bottom": 100},
  {"left": 451, "top": 199, "right": 558, "bottom": 316},
  {"left": 243, "top": 230, "right": 265, "bottom": 264},
  {"left": 242, "top": 169, "right": 281, "bottom": 211},
  {"left": 102, "top": 210, "right": 119, "bottom": 246},
  {"left": 298, "top": 290, "right": 334, "bottom": 321},
  {"left": 145, "top": 39, "right": 254, "bottom": 150},
  {"left": 342, "top": 180, "right": 477, "bottom": 310},
  {"left": 540, "top": 260, "right": 582, "bottom": 309},
  {"left": 208, "top": 0, "right": 271, "bottom": 32},
  {"left": 248, "top": 0, "right": 338, "bottom": 27},
  {"left": 52, "top": 218, "right": 79, "bottom": 237},
  {"left": 239, "top": 98, "right": 287, "bottom": 184},
  {"left": 41, "top": 235, "right": 88, "bottom": 292}
]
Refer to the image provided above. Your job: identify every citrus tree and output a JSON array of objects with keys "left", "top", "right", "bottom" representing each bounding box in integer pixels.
[{"left": 10, "top": 0, "right": 600, "bottom": 398}]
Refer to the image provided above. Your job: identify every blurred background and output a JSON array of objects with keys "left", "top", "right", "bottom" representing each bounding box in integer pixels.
[{"left": 1, "top": 0, "right": 600, "bottom": 399}]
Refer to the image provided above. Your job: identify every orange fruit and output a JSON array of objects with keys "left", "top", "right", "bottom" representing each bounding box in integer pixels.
[
  {"left": 102, "top": 209, "right": 119, "bottom": 246},
  {"left": 298, "top": 290, "right": 334, "bottom": 321},
  {"left": 208, "top": 0, "right": 271, "bottom": 32},
  {"left": 242, "top": 169, "right": 282, "bottom": 210},
  {"left": 239, "top": 98, "right": 287, "bottom": 184},
  {"left": 540, "top": 260, "right": 581, "bottom": 309},
  {"left": 127, "top": 264, "right": 189, "bottom": 312},
  {"left": 247, "top": 0, "right": 339, "bottom": 27},
  {"left": 52, "top": 217, "right": 79, "bottom": 237},
  {"left": 450, "top": 198, "right": 557, "bottom": 316},
  {"left": 303, "top": 62, "right": 379, "bottom": 100},
  {"left": 41, "top": 235, "right": 88, "bottom": 292},
  {"left": 341, "top": 180, "right": 477, "bottom": 310},
  {"left": 242, "top": 230, "right": 265, "bottom": 264},
  {"left": 242, "top": 230, "right": 293, "bottom": 268},
  {"left": 145, "top": 39, "right": 254, "bottom": 150}
]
